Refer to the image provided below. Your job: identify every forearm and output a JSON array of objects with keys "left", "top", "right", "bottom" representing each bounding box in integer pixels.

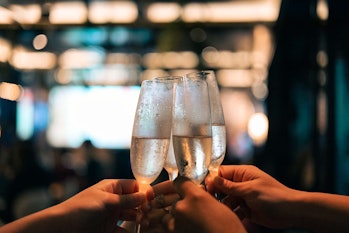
[
  {"left": 0, "top": 204, "right": 69, "bottom": 233},
  {"left": 290, "top": 190, "right": 349, "bottom": 233}
]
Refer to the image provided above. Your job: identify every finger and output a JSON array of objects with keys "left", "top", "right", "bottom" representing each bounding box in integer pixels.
[
  {"left": 146, "top": 180, "right": 175, "bottom": 202},
  {"left": 149, "top": 208, "right": 169, "bottom": 220},
  {"left": 141, "top": 208, "right": 171, "bottom": 232},
  {"left": 146, "top": 188, "right": 155, "bottom": 201},
  {"left": 172, "top": 176, "right": 196, "bottom": 198},
  {"left": 140, "top": 208, "right": 171, "bottom": 232},
  {"left": 140, "top": 200, "right": 152, "bottom": 213},
  {"left": 144, "top": 208, "right": 169, "bottom": 226},
  {"left": 153, "top": 180, "right": 176, "bottom": 195},
  {"left": 117, "top": 179, "right": 142, "bottom": 194},
  {"left": 151, "top": 193, "right": 180, "bottom": 209},
  {"left": 205, "top": 173, "right": 216, "bottom": 194},
  {"left": 219, "top": 165, "right": 244, "bottom": 181},
  {"left": 96, "top": 179, "right": 140, "bottom": 194},
  {"left": 219, "top": 165, "right": 261, "bottom": 182},
  {"left": 162, "top": 213, "right": 175, "bottom": 232},
  {"left": 170, "top": 200, "right": 177, "bottom": 216},
  {"left": 118, "top": 192, "right": 146, "bottom": 209},
  {"left": 98, "top": 179, "right": 139, "bottom": 194}
]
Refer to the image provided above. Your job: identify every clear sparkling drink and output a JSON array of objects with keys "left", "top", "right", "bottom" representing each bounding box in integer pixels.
[
  {"left": 131, "top": 136, "right": 169, "bottom": 185},
  {"left": 172, "top": 135, "right": 212, "bottom": 185},
  {"left": 209, "top": 124, "right": 226, "bottom": 177},
  {"left": 164, "top": 137, "right": 178, "bottom": 180}
]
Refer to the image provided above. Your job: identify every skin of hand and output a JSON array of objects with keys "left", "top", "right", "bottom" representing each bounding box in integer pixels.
[
  {"left": 121, "top": 180, "right": 179, "bottom": 233},
  {"left": 0, "top": 179, "right": 146, "bottom": 233},
  {"left": 170, "top": 176, "right": 247, "bottom": 233},
  {"left": 210, "top": 165, "right": 349, "bottom": 233},
  {"left": 207, "top": 165, "right": 299, "bottom": 229}
]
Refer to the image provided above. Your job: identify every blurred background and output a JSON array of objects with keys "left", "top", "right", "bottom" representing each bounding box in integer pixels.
[{"left": 0, "top": 0, "right": 348, "bottom": 232}]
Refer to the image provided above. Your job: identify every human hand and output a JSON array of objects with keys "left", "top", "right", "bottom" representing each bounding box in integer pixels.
[
  {"left": 141, "top": 180, "right": 179, "bottom": 233},
  {"left": 211, "top": 165, "right": 299, "bottom": 229},
  {"left": 121, "top": 180, "right": 179, "bottom": 233},
  {"left": 167, "top": 176, "right": 246, "bottom": 233},
  {"left": 58, "top": 179, "right": 146, "bottom": 233}
]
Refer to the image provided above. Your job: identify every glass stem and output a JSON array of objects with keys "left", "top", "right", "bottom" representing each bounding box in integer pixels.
[
  {"left": 134, "top": 207, "right": 142, "bottom": 233},
  {"left": 134, "top": 223, "right": 141, "bottom": 233}
]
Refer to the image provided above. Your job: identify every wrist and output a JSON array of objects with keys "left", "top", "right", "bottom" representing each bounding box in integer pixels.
[
  {"left": 285, "top": 190, "right": 310, "bottom": 229},
  {"left": 286, "top": 190, "right": 329, "bottom": 231},
  {"left": 37, "top": 204, "right": 70, "bottom": 233},
  {"left": 0, "top": 204, "right": 68, "bottom": 233}
]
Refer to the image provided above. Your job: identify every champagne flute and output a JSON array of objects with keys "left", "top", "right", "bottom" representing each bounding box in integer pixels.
[
  {"left": 153, "top": 75, "right": 181, "bottom": 181},
  {"left": 164, "top": 134, "right": 178, "bottom": 181},
  {"left": 130, "top": 78, "right": 175, "bottom": 232},
  {"left": 204, "top": 70, "right": 226, "bottom": 178},
  {"left": 172, "top": 73, "right": 212, "bottom": 185}
]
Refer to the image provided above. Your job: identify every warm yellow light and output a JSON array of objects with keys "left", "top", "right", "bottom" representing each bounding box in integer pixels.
[
  {"left": 0, "top": 37, "right": 12, "bottom": 62},
  {"left": 206, "top": 1, "right": 280, "bottom": 23},
  {"left": 106, "top": 53, "right": 141, "bottom": 65},
  {"left": 317, "top": 0, "right": 328, "bottom": 21},
  {"left": 89, "top": 1, "right": 138, "bottom": 23},
  {"left": 182, "top": 0, "right": 281, "bottom": 23},
  {"left": 89, "top": 2, "right": 109, "bottom": 24},
  {"left": 59, "top": 48, "right": 104, "bottom": 69},
  {"left": 317, "top": 50, "right": 328, "bottom": 68},
  {"left": 143, "top": 51, "right": 198, "bottom": 69},
  {"left": 141, "top": 69, "right": 169, "bottom": 82},
  {"left": 162, "top": 52, "right": 182, "bottom": 69},
  {"left": 0, "top": 82, "right": 23, "bottom": 101},
  {"left": 49, "top": 1, "right": 88, "bottom": 24},
  {"left": 251, "top": 82, "right": 268, "bottom": 100},
  {"left": 180, "top": 52, "right": 199, "bottom": 69},
  {"left": 10, "top": 4, "right": 41, "bottom": 24},
  {"left": 252, "top": 25, "right": 274, "bottom": 68},
  {"left": 181, "top": 3, "right": 204, "bottom": 22},
  {"left": 248, "top": 113, "right": 269, "bottom": 145},
  {"left": 146, "top": 2, "right": 181, "bottom": 23},
  {"left": 55, "top": 69, "right": 74, "bottom": 85},
  {"left": 202, "top": 47, "right": 251, "bottom": 69},
  {"left": 10, "top": 47, "right": 57, "bottom": 70},
  {"left": 221, "top": 90, "right": 255, "bottom": 134},
  {"left": 33, "top": 34, "right": 48, "bottom": 50},
  {"left": 216, "top": 69, "right": 254, "bottom": 88},
  {"left": 0, "top": 6, "right": 13, "bottom": 24}
]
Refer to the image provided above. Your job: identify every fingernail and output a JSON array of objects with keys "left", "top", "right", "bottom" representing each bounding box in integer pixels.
[{"left": 146, "top": 189, "right": 155, "bottom": 201}]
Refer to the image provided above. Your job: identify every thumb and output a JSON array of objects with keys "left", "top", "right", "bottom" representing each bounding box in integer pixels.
[
  {"left": 173, "top": 176, "right": 197, "bottom": 198},
  {"left": 213, "top": 176, "right": 249, "bottom": 196},
  {"left": 214, "top": 176, "right": 251, "bottom": 219}
]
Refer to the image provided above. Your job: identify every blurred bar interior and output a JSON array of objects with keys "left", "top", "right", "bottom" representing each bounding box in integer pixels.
[{"left": 0, "top": 0, "right": 348, "bottom": 231}]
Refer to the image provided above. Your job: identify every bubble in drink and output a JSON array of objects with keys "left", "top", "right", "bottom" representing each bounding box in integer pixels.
[
  {"left": 164, "top": 136, "right": 178, "bottom": 180},
  {"left": 172, "top": 135, "right": 212, "bottom": 185},
  {"left": 131, "top": 136, "right": 169, "bottom": 185},
  {"left": 209, "top": 124, "right": 226, "bottom": 173}
]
